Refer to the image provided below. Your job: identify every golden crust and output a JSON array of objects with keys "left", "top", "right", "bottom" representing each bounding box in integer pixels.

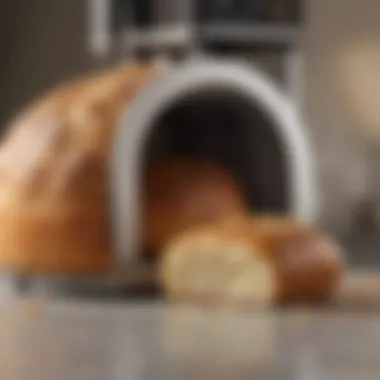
[
  {"left": 0, "top": 64, "right": 155, "bottom": 275},
  {"left": 252, "top": 216, "right": 344, "bottom": 302}
]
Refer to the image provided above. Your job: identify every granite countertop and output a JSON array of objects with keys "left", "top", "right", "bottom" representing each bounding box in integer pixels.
[{"left": 0, "top": 281, "right": 380, "bottom": 380}]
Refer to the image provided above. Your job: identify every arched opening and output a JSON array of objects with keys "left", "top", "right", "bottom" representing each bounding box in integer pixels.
[
  {"left": 143, "top": 87, "right": 289, "bottom": 215},
  {"left": 110, "top": 60, "right": 318, "bottom": 266}
]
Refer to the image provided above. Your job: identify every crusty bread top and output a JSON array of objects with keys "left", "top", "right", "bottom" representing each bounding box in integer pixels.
[
  {"left": 0, "top": 65, "right": 157, "bottom": 274},
  {"left": 0, "top": 64, "right": 155, "bottom": 209}
]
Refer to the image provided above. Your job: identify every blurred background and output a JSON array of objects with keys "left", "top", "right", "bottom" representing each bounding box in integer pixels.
[
  {"left": 1, "top": 3, "right": 380, "bottom": 379},
  {"left": 2, "top": 0, "right": 380, "bottom": 265}
]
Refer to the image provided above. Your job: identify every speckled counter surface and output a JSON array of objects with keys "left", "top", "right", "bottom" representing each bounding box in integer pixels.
[{"left": 0, "top": 295, "right": 379, "bottom": 380}]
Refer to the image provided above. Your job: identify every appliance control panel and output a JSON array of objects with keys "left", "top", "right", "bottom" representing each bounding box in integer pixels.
[
  {"left": 89, "top": 0, "right": 302, "bottom": 56},
  {"left": 196, "top": 0, "right": 301, "bottom": 24}
]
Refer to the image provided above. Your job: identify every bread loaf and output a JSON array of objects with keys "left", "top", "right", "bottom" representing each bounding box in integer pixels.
[
  {"left": 0, "top": 65, "right": 155, "bottom": 274},
  {"left": 160, "top": 216, "right": 344, "bottom": 307},
  {"left": 142, "top": 158, "right": 246, "bottom": 253}
]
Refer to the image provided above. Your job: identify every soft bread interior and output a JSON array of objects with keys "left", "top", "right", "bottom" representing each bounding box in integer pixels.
[{"left": 160, "top": 234, "right": 276, "bottom": 307}]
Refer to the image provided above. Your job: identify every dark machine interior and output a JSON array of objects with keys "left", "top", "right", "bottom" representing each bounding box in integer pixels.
[{"left": 143, "top": 87, "right": 289, "bottom": 215}]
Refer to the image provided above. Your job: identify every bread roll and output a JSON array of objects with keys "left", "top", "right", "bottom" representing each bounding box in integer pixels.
[
  {"left": 160, "top": 216, "right": 344, "bottom": 307},
  {"left": 0, "top": 64, "right": 155, "bottom": 275},
  {"left": 142, "top": 158, "right": 246, "bottom": 253}
]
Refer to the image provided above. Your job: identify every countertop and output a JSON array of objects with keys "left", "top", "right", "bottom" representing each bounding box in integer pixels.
[{"left": 0, "top": 290, "right": 380, "bottom": 380}]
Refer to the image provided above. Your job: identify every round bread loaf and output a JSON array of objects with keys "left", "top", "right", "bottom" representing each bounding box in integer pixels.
[
  {"left": 160, "top": 216, "right": 344, "bottom": 307},
  {"left": 0, "top": 65, "right": 155, "bottom": 275},
  {"left": 142, "top": 158, "right": 246, "bottom": 253}
]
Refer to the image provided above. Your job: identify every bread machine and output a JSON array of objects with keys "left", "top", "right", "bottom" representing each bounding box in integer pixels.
[{"left": 0, "top": 0, "right": 319, "bottom": 296}]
